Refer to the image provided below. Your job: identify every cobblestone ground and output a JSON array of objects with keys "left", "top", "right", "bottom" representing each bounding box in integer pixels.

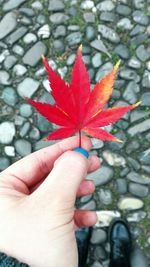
[{"left": 0, "top": 0, "right": 150, "bottom": 266}]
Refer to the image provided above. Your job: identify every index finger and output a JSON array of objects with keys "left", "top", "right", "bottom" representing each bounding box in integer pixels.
[{"left": 1, "top": 135, "right": 92, "bottom": 188}]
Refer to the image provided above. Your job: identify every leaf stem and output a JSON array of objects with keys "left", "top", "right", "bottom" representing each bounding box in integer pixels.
[{"left": 79, "top": 130, "right": 81, "bottom": 148}]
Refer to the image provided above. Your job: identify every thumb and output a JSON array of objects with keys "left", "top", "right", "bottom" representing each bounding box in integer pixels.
[{"left": 36, "top": 150, "right": 89, "bottom": 201}]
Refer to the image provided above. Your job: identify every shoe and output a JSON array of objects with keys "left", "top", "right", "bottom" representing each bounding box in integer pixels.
[
  {"left": 109, "top": 219, "right": 132, "bottom": 267},
  {"left": 76, "top": 227, "right": 92, "bottom": 267}
]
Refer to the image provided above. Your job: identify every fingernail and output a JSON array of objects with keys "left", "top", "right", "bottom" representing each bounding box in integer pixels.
[{"left": 73, "top": 148, "right": 89, "bottom": 158}]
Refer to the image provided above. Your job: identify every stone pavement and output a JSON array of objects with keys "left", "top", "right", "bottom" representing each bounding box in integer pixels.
[{"left": 0, "top": 0, "right": 150, "bottom": 266}]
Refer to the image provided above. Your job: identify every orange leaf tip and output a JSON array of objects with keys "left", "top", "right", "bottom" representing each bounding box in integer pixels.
[
  {"left": 114, "top": 137, "right": 123, "bottom": 143},
  {"left": 132, "top": 101, "right": 142, "bottom": 109},
  {"left": 41, "top": 54, "right": 46, "bottom": 61},
  {"left": 78, "top": 44, "right": 83, "bottom": 52}
]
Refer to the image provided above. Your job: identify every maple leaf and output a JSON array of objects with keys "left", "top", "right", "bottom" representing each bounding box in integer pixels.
[{"left": 26, "top": 46, "right": 140, "bottom": 146}]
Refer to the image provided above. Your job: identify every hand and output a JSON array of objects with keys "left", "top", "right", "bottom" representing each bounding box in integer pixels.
[{"left": 0, "top": 136, "right": 100, "bottom": 267}]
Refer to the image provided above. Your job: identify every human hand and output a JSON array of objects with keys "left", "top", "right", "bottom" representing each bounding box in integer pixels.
[{"left": 0, "top": 136, "right": 100, "bottom": 267}]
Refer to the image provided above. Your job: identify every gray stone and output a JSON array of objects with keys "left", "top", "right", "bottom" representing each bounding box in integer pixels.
[
  {"left": 127, "top": 211, "right": 146, "bottom": 223},
  {"left": 4, "top": 55, "right": 17, "bottom": 70},
  {"left": 141, "top": 165, "right": 150, "bottom": 174},
  {"left": 23, "top": 41, "right": 47, "bottom": 66},
  {"left": 86, "top": 26, "right": 95, "bottom": 41},
  {"left": 130, "top": 34, "right": 147, "bottom": 47},
  {"left": 31, "top": 1, "right": 43, "bottom": 10},
  {"left": 136, "top": 45, "right": 150, "bottom": 62},
  {"left": 36, "top": 15, "right": 46, "bottom": 25},
  {"left": 49, "top": 13, "right": 69, "bottom": 24},
  {"left": 133, "top": 0, "right": 145, "bottom": 9},
  {"left": 100, "top": 12, "right": 116, "bottom": 22},
  {"left": 53, "top": 25, "right": 66, "bottom": 38},
  {"left": 114, "top": 44, "right": 129, "bottom": 59},
  {"left": 0, "top": 71, "right": 11, "bottom": 85},
  {"left": 133, "top": 10, "right": 149, "bottom": 25},
  {"left": 17, "top": 78, "right": 40, "bottom": 98},
  {"left": 53, "top": 40, "right": 65, "bottom": 53},
  {"left": 20, "top": 122, "right": 30, "bottom": 137},
  {"left": 130, "top": 25, "right": 145, "bottom": 36},
  {"left": 91, "top": 138, "right": 104, "bottom": 149},
  {"left": 130, "top": 109, "right": 150, "bottom": 123},
  {"left": 68, "top": 25, "right": 80, "bottom": 31},
  {"left": 128, "top": 119, "right": 150, "bottom": 136},
  {"left": 126, "top": 141, "right": 140, "bottom": 155},
  {"left": 83, "top": 12, "right": 95, "bottom": 23},
  {"left": 128, "top": 57, "right": 141, "bottom": 69},
  {"left": 37, "top": 114, "right": 52, "bottom": 133},
  {"left": 6, "top": 27, "right": 27, "bottom": 44},
  {"left": 129, "top": 183, "right": 149, "bottom": 197},
  {"left": 131, "top": 248, "right": 149, "bottom": 267},
  {"left": 0, "top": 157, "right": 10, "bottom": 171},
  {"left": 3, "top": 0, "right": 26, "bottom": 11},
  {"left": 4, "top": 146, "right": 15, "bottom": 157},
  {"left": 29, "top": 127, "right": 40, "bottom": 140},
  {"left": 19, "top": 7, "right": 35, "bottom": 17},
  {"left": 97, "top": 0, "right": 115, "bottom": 11},
  {"left": 98, "top": 189, "right": 112, "bottom": 205},
  {"left": 0, "top": 122, "right": 15, "bottom": 144},
  {"left": 12, "top": 44, "right": 24, "bottom": 56},
  {"left": 116, "top": 4, "right": 131, "bottom": 15},
  {"left": 80, "top": 194, "right": 92, "bottom": 204},
  {"left": 67, "top": 54, "right": 76, "bottom": 65},
  {"left": 95, "top": 62, "right": 113, "bottom": 82},
  {"left": 123, "top": 81, "right": 139, "bottom": 104},
  {"left": 127, "top": 171, "right": 150, "bottom": 185},
  {"left": 23, "top": 33, "right": 37, "bottom": 44},
  {"left": 117, "top": 18, "right": 133, "bottom": 30},
  {"left": 0, "top": 12, "right": 17, "bottom": 40},
  {"left": 103, "top": 150, "right": 126, "bottom": 166},
  {"left": 80, "top": 200, "right": 96, "bottom": 210},
  {"left": 98, "top": 25, "right": 120, "bottom": 43},
  {"left": 90, "top": 229, "right": 107, "bottom": 244},
  {"left": 139, "top": 149, "right": 150, "bottom": 165},
  {"left": 141, "top": 92, "right": 150, "bottom": 106},
  {"left": 119, "top": 68, "right": 140, "bottom": 82},
  {"left": 19, "top": 104, "right": 33, "bottom": 118},
  {"left": 2, "top": 87, "right": 18, "bottom": 106},
  {"left": 127, "top": 157, "right": 140, "bottom": 171},
  {"left": 116, "top": 179, "right": 127, "bottom": 194},
  {"left": 91, "top": 262, "right": 103, "bottom": 267},
  {"left": 94, "top": 246, "right": 107, "bottom": 261},
  {"left": 92, "top": 53, "right": 102, "bottom": 68},
  {"left": 90, "top": 39, "right": 111, "bottom": 57},
  {"left": 13, "top": 64, "right": 27, "bottom": 76},
  {"left": 81, "top": 0, "right": 94, "bottom": 10},
  {"left": 49, "top": 0, "right": 64, "bottom": 11},
  {"left": 118, "top": 197, "right": 144, "bottom": 210},
  {"left": 87, "top": 166, "right": 114, "bottom": 186},
  {"left": 142, "top": 71, "right": 150, "bottom": 88},
  {"left": 66, "top": 32, "right": 83, "bottom": 46},
  {"left": 15, "top": 139, "right": 32, "bottom": 157}
]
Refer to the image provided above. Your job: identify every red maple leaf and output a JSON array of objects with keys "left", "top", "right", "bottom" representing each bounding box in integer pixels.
[{"left": 26, "top": 46, "right": 140, "bottom": 146}]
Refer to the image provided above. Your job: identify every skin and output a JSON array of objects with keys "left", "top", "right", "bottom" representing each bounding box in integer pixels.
[{"left": 0, "top": 136, "right": 100, "bottom": 267}]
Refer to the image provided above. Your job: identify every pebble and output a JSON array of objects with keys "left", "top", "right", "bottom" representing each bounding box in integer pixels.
[
  {"left": 19, "top": 104, "right": 33, "bottom": 118},
  {"left": 23, "top": 41, "right": 47, "bottom": 66},
  {"left": 12, "top": 45, "right": 24, "bottom": 56},
  {"left": 96, "top": 211, "right": 121, "bottom": 227},
  {"left": 20, "top": 122, "right": 30, "bottom": 137},
  {"left": 133, "top": 0, "right": 145, "bottom": 9},
  {"left": 86, "top": 25, "right": 95, "bottom": 41},
  {"left": 0, "top": 12, "right": 17, "bottom": 40},
  {"left": 91, "top": 262, "right": 103, "bottom": 267},
  {"left": 142, "top": 71, "right": 150, "bottom": 88},
  {"left": 136, "top": 45, "right": 150, "bottom": 62},
  {"left": 3, "top": 0, "right": 26, "bottom": 11},
  {"left": 4, "top": 146, "right": 15, "bottom": 157},
  {"left": 114, "top": 44, "right": 129, "bottom": 59},
  {"left": 123, "top": 81, "right": 138, "bottom": 104},
  {"left": 133, "top": 10, "right": 149, "bottom": 26},
  {"left": 100, "top": 12, "right": 116, "bottom": 22},
  {"left": 53, "top": 40, "right": 65, "bottom": 53},
  {"left": 90, "top": 229, "right": 107, "bottom": 245},
  {"left": 87, "top": 166, "right": 114, "bottom": 186},
  {"left": 83, "top": 12, "right": 95, "bottom": 23},
  {"left": 48, "top": 0, "right": 64, "bottom": 11},
  {"left": 13, "top": 64, "right": 27, "bottom": 76},
  {"left": 2, "top": 87, "right": 18, "bottom": 106},
  {"left": 90, "top": 39, "right": 111, "bottom": 57},
  {"left": 0, "top": 122, "right": 15, "bottom": 144},
  {"left": 129, "top": 183, "right": 149, "bottom": 198},
  {"left": 6, "top": 26, "right": 27, "bottom": 45},
  {"left": 49, "top": 13, "right": 69, "bottom": 24},
  {"left": 0, "top": 70, "right": 11, "bottom": 85},
  {"left": 23, "top": 33, "right": 37, "bottom": 44},
  {"left": 130, "top": 110, "right": 149, "bottom": 123},
  {"left": 91, "top": 138, "right": 104, "bottom": 149},
  {"left": 119, "top": 68, "right": 140, "bottom": 82},
  {"left": 130, "top": 25, "right": 145, "bottom": 36},
  {"left": 17, "top": 78, "right": 40, "bottom": 98},
  {"left": 94, "top": 246, "right": 107, "bottom": 261},
  {"left": 95, "top": 62, "right": 113, "bottom": 82},
  {"left": 37, "top": 114, "right": 52, "bottom": 133},
  {"left": 80, "top": 200, "right": 96, "bottom": 210},
  {"left": 31, "top": 1, "right": 43, "bottom": 10},
  {"left": 139, "top": 149, "right": 150, "bottom": 165},
  {"left": 131, "top": 248, "right": 149, "bottom": 267},
  {"left": 0, "top": 157, "right": 10, "bottom": 170},
  {"left": 66, "top": 32, "right": 83, "bottom": 46},
  {"left": 127, "top": 119, "right": 150, "bottom": 136},
  {"left": 38, "top": 24, "right": 51, "bottom": 39},
  {"left": 128, "top": 57, "right": 141, "bottom": 69},
  {"left": 97, "top": 0, "right": 115, "bottom": 11},
  {"left": 98, "top": 24, "right": 120, "bottom": 43},
  {"left": 102, "top": 150, "right": 126, "bottom": 166},
  {"left": 4, "top": 55, "right": 17, "bottom": 70},
  {"left": 118, "top": 197, "right": 144, "bottom": 210},
  {"left": 98, "top": 189, "right": 112, "bottom": 205},
  {"left": 80, "top": 194, "right": 92, "bottom": 204},
  {"left": 116, "top": 179, "right": 127, "bottom": 194},
  {"left": 117, "top": 18, "right": 133, "bottom": 30},
  {"left": 127, "top": 211, "right": 146, "bottom": 223},
  {"left": 15, "top": 139, "right": 32, "bottom": 156},
  {"left": 53, "top": 25, "right": 66, "bottom": 38},
  {"left": 116, "top": 4, "right": 131, "bottom": 15},
  {"left": 67, "top": 54, "right": 76, "bottom": 65},
  {"left": 29, "top": 126, "right": 40, "bottom": 140},
  {"left": 92, "top": 53, "right": 102, "bottom": 68},
  {"left": 36, "top": 14, "right": 46, "bottom": 25}
]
